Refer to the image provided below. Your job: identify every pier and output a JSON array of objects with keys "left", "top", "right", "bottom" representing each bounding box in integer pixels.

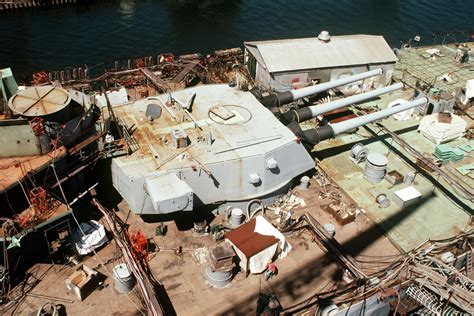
[{"left": 0, "top": 0, "right": 80, "bottom": 11}]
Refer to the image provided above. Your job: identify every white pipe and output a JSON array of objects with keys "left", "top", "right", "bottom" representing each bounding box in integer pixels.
[
  {"left": 330, "top": 97, "right": 428, "bottom": 135},
  {"left": 290, "top": 68, "right": 383, "bottom": 100},
  {"left": 307, "top": 83, "right": 403, "bottom": 118}
]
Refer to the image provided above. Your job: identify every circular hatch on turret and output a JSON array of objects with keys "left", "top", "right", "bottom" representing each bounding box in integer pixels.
[
  {"left": 208, "top": 104, "right": 252, "bottom": 125},
  {"left": 8, "top": 85, "right": 71, "bottom": 119}
]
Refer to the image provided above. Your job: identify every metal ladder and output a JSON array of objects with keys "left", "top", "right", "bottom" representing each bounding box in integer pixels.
[
  {"left": 405, "top": 285, "right": 462, "bottom": 315},
  {"left": 117, "top": 117, "right": 140, "bottom": 153}
]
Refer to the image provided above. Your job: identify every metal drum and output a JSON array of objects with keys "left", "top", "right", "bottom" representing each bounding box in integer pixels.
[
  {"left": 364, "top": 153, "right": 388, "bottom": 184},
  {"left": 297, "top": 176, "right": 310, "bottom": 190},
  {"left": 230, "top": 208, "right": 244, "bottom": 227},
  {"left": 350, "top": 143, "right": 368, "bottom": 163},
  {"left": 376, "top": 193, "right": 390, "bottom": 208},
  {"left": 204, "top": 266, "right": 233, "bottom": 288},
  {"left": 113, "top": 263, "right": 135, "bottom": 294},
  {"left": 404, "top": 172, "right": 415, "bottom": 185},
  {"left": 323, "top": 223, "right": 336, "bottom": 238}
]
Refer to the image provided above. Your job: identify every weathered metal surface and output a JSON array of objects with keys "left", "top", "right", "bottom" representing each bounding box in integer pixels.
[
  {"left": 111, "top": 84, "right": 315, "bottom": 214},
  {"left": 0, "top": 119, "right": 50, "bottom": 157},
  {"left": 0, "top": 145, "right": 66, "bottom": 191}
]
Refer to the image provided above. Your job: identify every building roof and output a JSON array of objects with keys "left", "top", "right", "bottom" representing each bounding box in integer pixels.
[
  {"left": 245, "top": 34, "right": 398, "bottom": 73},
  {"left": 224, "top": 218, "right": 279, "bottom": 258}
]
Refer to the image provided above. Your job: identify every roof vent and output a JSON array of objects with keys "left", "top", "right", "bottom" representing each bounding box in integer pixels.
[{"left": 318, "top": 30, "right": 331, "bottom": 42}]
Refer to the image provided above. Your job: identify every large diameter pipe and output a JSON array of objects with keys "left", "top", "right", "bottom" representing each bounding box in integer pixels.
[
  {"left": 291, "top": 82, "right": 403, "bottom": 123},
  {"left": 260, "top": 68, "right": 383, "bottom": 108},
  {"left": 301, "top": 97, "right": 428, "bottom": 145}
]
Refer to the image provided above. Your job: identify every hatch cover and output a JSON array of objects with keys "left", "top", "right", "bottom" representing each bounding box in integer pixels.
[
  {"left": 8, "top": 85, "right": 71, "bottom": 117},
  {"left": 208, "top": 105, "right": 252, "bottom": 125}
]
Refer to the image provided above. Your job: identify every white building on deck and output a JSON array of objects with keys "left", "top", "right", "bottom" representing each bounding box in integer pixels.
[{"left": 244, "top": 32, "right": 398, "bottom": 94}]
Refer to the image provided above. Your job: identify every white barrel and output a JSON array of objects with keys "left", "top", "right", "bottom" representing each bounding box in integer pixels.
[
  {"left": 350, "top": 143, "right": 368, "bottom": 162},
  {"left": 205, "top": 266, "right": 233, "bottom": 288},
  {"left": 323, "top": 223, "right": 336, "bottom": 237},
  {"left": 113, "top": 263, "right": 135, "bottom": 294},
  {"left": 376, "top": 193, "right": 390, "bottom": 208},
  {"left": 297, "top": 176, "right": 310, "bottom": 190},
  {"left": 364, "top": 153, "right": 388, "bottom": 183},
  {"left": 230, "top": 208, "right": 244, "bottom": 227},
  {"left": 404, "top": 172, "right": 415, "bottom": 185}
]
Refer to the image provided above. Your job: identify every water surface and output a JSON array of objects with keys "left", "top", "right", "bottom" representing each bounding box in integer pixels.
[{"left": 0, "top": 0, "right": 472, "bottom": 75}]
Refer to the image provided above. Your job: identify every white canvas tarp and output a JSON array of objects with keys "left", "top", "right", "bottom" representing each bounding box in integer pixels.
[
  {"left": 418, "top": 113, "right": 467, "bottom": 144},
  {"left": 71, "top": 220, "right": 108, "bottom": 255},
  {"left": 388, "top": 99, "right": 414, "bottom": 121},
  {"left": 254, "top": 215, "right": 292, "bottom": 258},
  {"left": 465, "top": 79, "right": 474, "bottom": 100},
  {"left": 229, "top": 216, "right": 292, "bottom": 274},
  {"left": 95, "top": 87, "right": 129, "bottom": 108}
]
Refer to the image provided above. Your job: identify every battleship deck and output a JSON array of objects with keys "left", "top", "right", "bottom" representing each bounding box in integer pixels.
[
  {"left": 13, "top": 181, "right": 401, "bottom": 315},
  {"left": 4, "top": 42, "right": 473, "bottom": 315},
  {"left": 393, "top": 42, "right": 474, "bottom": 96},
  {"left": 315, "top": 90, "right": 473, "bottom": 252},
  {"left": 0, "top": 146, "right": 66, "bottom": 191}
]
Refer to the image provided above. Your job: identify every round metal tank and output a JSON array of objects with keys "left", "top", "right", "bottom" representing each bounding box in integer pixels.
[
  {"left": 376, "top": 193, "right": 390, "bottom": 208},
  {"left": 204, "top": 266, "right": 232, "bottom": 288},
  {"left": 350, "top": 143, "right": 368, "bottom": 163},
  {"left": 297, "top": 176, "right": 310, "bottom": 190},
  {"left": 404, "top": 172, "right": 415, "bottom": 185},
  {"left": 364, "top": 153, "right": 388, "bottom": 184},
  {"left": 323, "top": 223, "right": 335, "bottom": 237},
  {"left": 8, "top": 85, "right": 73, "bottom": 123},
  {"left": 230, "top": 208, "right": 244, "bottom": 227},
  {"left": 113, "top": 263, "right": 135, "bottom": 294}
]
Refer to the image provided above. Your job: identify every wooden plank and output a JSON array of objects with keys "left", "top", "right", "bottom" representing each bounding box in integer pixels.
[
  {"left": 140, "top": 68, "right": 170, "bottom": 92},
  {"left": 171, "top": 60, "right": 199, "bottom": 84}
]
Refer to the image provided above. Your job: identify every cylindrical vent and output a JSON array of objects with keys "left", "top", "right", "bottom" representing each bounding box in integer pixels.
[
  {"left": 323, "top": 223, "right": 336, "bottom": 237},
  {"left": 376, "top": 193, "right": 390, "bottom": 208},
  {"left": 364, "top": 153, "right": 388, "bottom": 184},
  {"left": 113, "top": 264, "right": 135, "bottom": 294},
  {"left": 205, "top": 266, "right": 233, "bottom": 288},
  {"left": 194, "top": 220, "right": 208, "bottom": 235},
  {"left": 230, "top": 208, "right": 244, "bottom": 227},
  {"left": 297, "top": 176, "right": 310, "bottom": 190},
  {"left": 404, "top": 172, "right": 415, "bottom": 185},
  {"left": 350, "top": 143, "right": 368, "bottom": 163}
]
